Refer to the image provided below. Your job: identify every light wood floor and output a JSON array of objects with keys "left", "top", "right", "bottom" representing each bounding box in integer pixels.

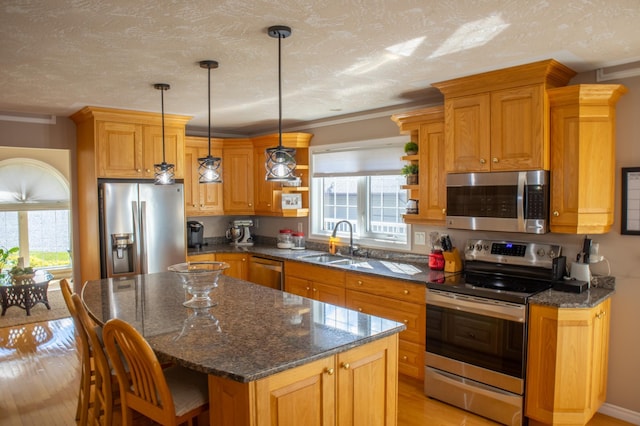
[{"left": 0, "top": 318, "right": 633, "bottom": 426}]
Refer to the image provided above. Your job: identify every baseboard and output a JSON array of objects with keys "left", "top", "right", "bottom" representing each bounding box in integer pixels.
[{"left": 599, "top": 403, "right": 640, "bottom": 425}]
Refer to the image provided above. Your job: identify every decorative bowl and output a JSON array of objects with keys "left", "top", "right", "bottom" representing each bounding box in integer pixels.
[{"left": 168, "top": 261, "right": 229, "bottom": 308}]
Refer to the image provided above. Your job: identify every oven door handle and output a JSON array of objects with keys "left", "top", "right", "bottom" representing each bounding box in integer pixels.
[{"left": 426, "top": 289, "right": 526, "bottom": 323}]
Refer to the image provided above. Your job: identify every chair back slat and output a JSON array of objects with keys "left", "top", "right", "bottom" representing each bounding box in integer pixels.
[{"left": 103, "top": 318, "right": 176, "bottom": 425}]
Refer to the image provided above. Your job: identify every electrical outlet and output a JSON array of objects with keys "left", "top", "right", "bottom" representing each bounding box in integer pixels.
[{"left": 414, "top": 231, "right": 426, "bottom": 245}]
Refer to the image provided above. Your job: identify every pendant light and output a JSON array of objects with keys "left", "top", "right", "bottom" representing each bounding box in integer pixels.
[
  {"left": 198, "top": 60, "right": 223, "bottom": 184},
  {"left": 153, "top": 83, "right": 175, "bottom": 185},
  {"left": 265, "top": 25, "right": 297, "bottom": 182}
]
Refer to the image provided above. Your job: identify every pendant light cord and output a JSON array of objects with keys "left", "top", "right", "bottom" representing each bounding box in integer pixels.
[
  {"left": 160, "top": 87, "right": 166, "bottom": 163},
  {"left": 277, "top": 32, "right": 283, "bottom": 149},
  {"left": 207, "top": 64, "right": 212, "bottom": 155}
]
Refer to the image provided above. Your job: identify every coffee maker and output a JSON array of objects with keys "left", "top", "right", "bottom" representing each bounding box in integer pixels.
[
  {"left": 226, "top": 220, "right": 254, "bottom": 246},
  {"left": 187, "top": 221, "right": 205, "bottom": 248}
]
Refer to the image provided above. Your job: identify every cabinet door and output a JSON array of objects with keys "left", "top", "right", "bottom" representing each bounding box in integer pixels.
[
  {"left": 254, "top": 146, "right": 279, "bottom": 214},
  {"left": 312, "top": 281, "right": 345, "bottom": 306},
  {"left": 490, "top": 85, "right": 546, "bottom": 171},
  {"left": 420, "top": 121, "right": 446, "bottom": 222},
  {"left": 216, "top": 253, "right": 248, "bottom": 280},
  {"left": 285, "top": 275, "right": 312, "bottom": 298},
  {"left": 184, "top": 142, "right": 223, "bottom": 216},
  {"left": 254, "top": 356, "right": 336, "bottom": 426},
  {"left": 223, "top": 146, "right": 254, "bottom": 214},
  {"left": 444, "top": 93, "right": 491, "bottom": 172},
  {"left": 143, "top": 125, "right": 185, "bottom": 179},
  {"left": 591, "top": 298, "right": 611, "bottom": 410},
  {"left": 97, "top": 121, "right": 144, "bottom": 178},
  {"left": 337, "top": 336, "right": 398, "bottom": 426}
]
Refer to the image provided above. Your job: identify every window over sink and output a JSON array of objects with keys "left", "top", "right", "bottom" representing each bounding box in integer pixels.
[{"left": 310, "top": 137, "right": 410, "bottom": 250}]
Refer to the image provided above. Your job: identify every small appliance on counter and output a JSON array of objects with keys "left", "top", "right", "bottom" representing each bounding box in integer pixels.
[
  {"left": 187, "top": 221, "right": 205, "bottom": 249},
  {"left": 226, "top": 220, "right": 254, "bottom": 246}
]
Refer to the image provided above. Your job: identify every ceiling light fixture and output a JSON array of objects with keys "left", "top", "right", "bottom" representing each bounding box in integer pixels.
[
  {"left": 265, "top": 25, "right": 297, "bottom": 182},
  {"left": 153, "top": 83, "right": 175, "bottom": 185},
  {"left": 198, "top": 60, "right": 223, "bottom": 184}
]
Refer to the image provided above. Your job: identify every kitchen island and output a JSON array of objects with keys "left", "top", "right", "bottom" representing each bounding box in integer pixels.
[{"left": 81, "top": 272, "right": 405, "bottom": 425}]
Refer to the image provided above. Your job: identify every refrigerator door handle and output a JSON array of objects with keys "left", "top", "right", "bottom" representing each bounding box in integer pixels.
[
  {"left": 132, "top": 200, "right": 142, "bottom": 275},
  {"left": 139, "top": 200, "right": 148, "bottom": 274}
]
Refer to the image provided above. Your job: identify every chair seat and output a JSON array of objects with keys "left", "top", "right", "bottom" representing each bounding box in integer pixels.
[{"left": 163, "top": 365, "right": 209, "bottom": 417}]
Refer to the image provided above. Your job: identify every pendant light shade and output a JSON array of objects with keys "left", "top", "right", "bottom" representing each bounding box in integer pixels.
[
  {"left": 153, "top": 83, "right": 175, "bottom": 185},
  {"left": 265, "top": 25, "right": 297, "bottom": 182},
  {"left": 198, "top": 60, "right": 223, "bottom": 184}
]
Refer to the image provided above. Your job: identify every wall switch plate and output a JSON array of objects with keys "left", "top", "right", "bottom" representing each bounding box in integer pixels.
[{"left": 414, "top": 232, "right": 426, "bottom": 245}]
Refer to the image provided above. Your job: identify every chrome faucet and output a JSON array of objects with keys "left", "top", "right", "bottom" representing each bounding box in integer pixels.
[{"left": 330, "top": 220, "right": 355, "bottom": 256}]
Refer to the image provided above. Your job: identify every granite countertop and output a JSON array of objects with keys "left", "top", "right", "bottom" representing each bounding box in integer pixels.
[
  {"left": 189, "top": 243, "right": 617, "bottom": 308},
  {"left": 188, "top": 242, "right": 446, "bottom": 284},
  {"left": 81, "top": 272, "right": 405, "bottom": 383}
]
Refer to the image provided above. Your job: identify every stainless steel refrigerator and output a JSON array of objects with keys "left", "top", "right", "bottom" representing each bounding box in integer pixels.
[{"left": 99, "top": 181, "right": 186, "bottom": 279}]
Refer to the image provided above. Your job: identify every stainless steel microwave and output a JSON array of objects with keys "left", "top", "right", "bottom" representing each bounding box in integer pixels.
[{"left": 446, "top": 170, "right": 550, "bottom": 234}]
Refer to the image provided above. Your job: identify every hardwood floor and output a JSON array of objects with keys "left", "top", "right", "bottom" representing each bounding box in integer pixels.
[{"left": 0, "top": 318, "right": 632, "bottom": 426}]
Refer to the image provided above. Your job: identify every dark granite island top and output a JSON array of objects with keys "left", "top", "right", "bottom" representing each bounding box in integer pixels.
[{"left": 81, "top": 272, "right": 405, "bottom": 383}]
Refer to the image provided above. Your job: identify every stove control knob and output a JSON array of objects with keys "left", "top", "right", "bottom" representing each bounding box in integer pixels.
[
  {"left": 548, "top": 250, "right": 557, "bottom": 258},
  {"left": 484, "top": 244, "right": 490, "bottom": 251},
  {"left": 476, "top": 244, "right": 483, "bottom": 251},
  {"left": 469, "top": 244, "right": 475, "bottom": 251},
  {"left": 536, "top": 248, "right": 546, "bottom": 257}
]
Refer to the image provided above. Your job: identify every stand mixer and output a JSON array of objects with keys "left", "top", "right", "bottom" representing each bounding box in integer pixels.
[{"left": 226, "top": 220, "right": 254, "bottom": 246}]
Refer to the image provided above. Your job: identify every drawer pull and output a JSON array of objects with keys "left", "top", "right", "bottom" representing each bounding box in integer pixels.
[
  {"left": 357, "top": 280, "right": 363, "bottom": 286},
  {"left": 403, "top": 319, "right": 409, "bottom": 324},
  {"left": 402, "top": 356, "right": 408, "bottom": 361},
  {"left": 341, "top": 362, "right": 350, "bottom": 370},
  {"left": 325, "top": 368, "right": 334, "bottom": 375},
  {"left": 358, "top": 308, "right": 363, "bottom": 312},
  {"left": 403, "top": 289, "right": 409, "bottom": 295}
]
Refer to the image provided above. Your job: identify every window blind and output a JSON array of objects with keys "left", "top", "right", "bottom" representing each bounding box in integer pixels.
[{"left": 311, "top": 136, "right": 405, "bottom": 177}]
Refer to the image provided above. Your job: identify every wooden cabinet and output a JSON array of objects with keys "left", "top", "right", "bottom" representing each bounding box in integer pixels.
[
  {"left": 525, "top": 298, "right": 611, "bottom": 425},
  {"left": 70, "top": 106, "right": 191, "bottom": 284},
  {"left": 209, "top": 333, "right": 399, "bottom": 426},
  {"left": 391, "top": 106, "right": 446, "bottom": 224},
  {"left": 548, "top": 84, "right": 627, "bottom": 234},
  {"left": 285, "top": 261, "right": 346, "bottom": 306},
  {"left": 185, "top": 253, "right": 214, "bottom": 262},
  {"left": 222, "top": 139, "right": 254, "bottom": 215},
  {"left": 432, "top": 59, "right": 576, "bottom": 173},
  {"left": 184, "top": 136, "right": 224, "bottom": 216},
  {"left": 251, "top": 133, "right": 312, "bottom": 217},
  {"left": 215, "top": 253, "right": 248, "bottom": 280},
  {"left": 345, "top": 273, "right": 425, "bottom": 380}
]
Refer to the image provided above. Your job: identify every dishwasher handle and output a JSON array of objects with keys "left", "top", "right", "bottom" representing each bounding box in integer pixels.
[{"left": 249, "top": 257, "right": 283, "bottom": 272}]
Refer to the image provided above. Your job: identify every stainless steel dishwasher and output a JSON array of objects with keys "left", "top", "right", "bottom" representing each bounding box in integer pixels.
[{"left": 248, "top": 256, "right": 283, "bottom": 290}]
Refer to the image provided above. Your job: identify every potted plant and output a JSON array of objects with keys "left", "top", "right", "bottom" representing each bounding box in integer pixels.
[
  {"left": 0, "top": 246, "right": 18, "bottom": 281},
  {"left": 401, "top": 164, "right": 419, "bottom": 185},
  {"left": 404, "top": 141, "right": 418, "bottom": 155},
  {"left": 9, "top": 266, "right": 35, "bottom": 286}
]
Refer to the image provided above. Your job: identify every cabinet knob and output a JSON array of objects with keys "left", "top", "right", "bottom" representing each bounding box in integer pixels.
[
  {"left": 553, "top": 211, "right": 559, "bottom": 217},
  {"left": 402, "top": 356, "right": 408, "bottom": 361},
  {"left": 136, "top": 169, "right": 142, "bottom": 173},
  {"left": 596, "top": 311, "right": 606, "bottom": 319},
  {"left": 341, "top": 362, "right": 350, "bottom": 370},
  {"left": 492, "top": 157, "right": 499, "bottom": 163},
  {"left": 479, "top": 158, "right": 486, "bottom": 164},
  {"left": 325, "top": 368, "right": 334, "bottom": 375},
  {"left": 403, "top": 319, "right": 409, "bottom": 324},
  {"left": 357, "top": 280, "right": 363, "bottom": 286},
  {"left": 248, "top": 203, "right": 253, "bottom": 207},
  {"left": 267, "top": 203, "right": 271, "bottom": 207},
  {"left": 192, "top": 204, "right": 197, "bottom": 207},
  {"left": 403, "top": 289, "right": 409, "bottom": 295},
  {"left": 242, "top": 258, "right": 246, "bottom": 262},
  {"left": 145, "top": 168, "right": 151, "bottom": 173},
  {"left": 358, "top": 308, "right": 363, "bottom": 312},
  {"left": 312, "top": 288, "right": 317, "bottom": 292},
  {"left": 305, "top": 286, "right": 310, "bottom": 291},
  {"left": 442, "top": 208, "right": 446, "bottom": 214}
]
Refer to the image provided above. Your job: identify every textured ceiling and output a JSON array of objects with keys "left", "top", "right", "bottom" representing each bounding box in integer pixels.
[{"left": 1, "top": 0, "right": 639, "bottom": 136}]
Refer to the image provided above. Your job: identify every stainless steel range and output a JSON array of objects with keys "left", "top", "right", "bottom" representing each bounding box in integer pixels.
[{"left": 425, "top": 239, "right": 564, "bottom": 426}]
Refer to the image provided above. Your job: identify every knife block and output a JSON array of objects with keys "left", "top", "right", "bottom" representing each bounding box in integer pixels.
[{"left": 443, "top": 248, "right": 463, "bottom": 273}]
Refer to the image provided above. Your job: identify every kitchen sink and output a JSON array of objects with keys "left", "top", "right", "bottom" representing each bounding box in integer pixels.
[{"left": 298, "top": 254, "right": 354, "bottom": 265}]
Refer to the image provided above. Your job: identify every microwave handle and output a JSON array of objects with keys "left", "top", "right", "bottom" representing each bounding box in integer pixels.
[{"left": 517, "top": 172, "right": 526, "bottom": 232}]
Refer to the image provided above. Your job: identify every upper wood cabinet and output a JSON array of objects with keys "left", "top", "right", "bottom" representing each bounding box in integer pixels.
[
  {"left": 548, "top": 84, "right": 627, "bottom": 234},
  {"left": 251, "top": 133, "right": 312, "bottom": 217},
  {"left": 391, "top": 106, "right": 446, "bottom": 225},
  {"left": 74, "top": 108, "right": 188, "bottom": 179},
  {"left": 526, "top": 298, "right": 611, "bottom": 425},
  {"left": 184, "top": 136, "right": 224, "bottom": 216},
  {"left": 70, "top": 107, "right": 191, "bottom": 284},
  {"left": 222, "top": 139, "right": 255, "bottom": 215},
  {"left": 432, "top": 59, "right": 576, "bottom": 173}
]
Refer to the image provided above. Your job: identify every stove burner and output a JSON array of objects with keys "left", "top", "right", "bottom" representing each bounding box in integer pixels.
[{"left": 464, "top": 272, "right": 552, "bottom": 294}]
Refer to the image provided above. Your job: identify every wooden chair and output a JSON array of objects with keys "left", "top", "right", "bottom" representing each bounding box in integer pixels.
[
  {"left": 102, "top": 318, "right": 209, "bottom": 426},
  {"left": 71, "top": 294, "right": 117, "bottom": 426},
  {"left": 60, "top": 279, "right": 93, "bottom": 426}
]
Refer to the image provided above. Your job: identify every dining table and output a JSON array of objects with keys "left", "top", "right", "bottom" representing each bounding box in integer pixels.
[{"left": 81, "top": 271, "right": 405, "bottom": 425}]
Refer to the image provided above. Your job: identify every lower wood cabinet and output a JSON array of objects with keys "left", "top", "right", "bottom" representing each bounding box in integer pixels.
[
  {"left": 525, "top": 298, "right": 611, "bottom": 425},
  {"left": 345, "top": 272, "right": 426, "bottom": 380},
  {"left": 285, "top": 261, "right": 346, "bottom": 306},
  {"left": 208, "top": 334, "right": 399, "bottom": 426},
  {"left": 186, "top": 252, "right": 248, "bottom": 280}
]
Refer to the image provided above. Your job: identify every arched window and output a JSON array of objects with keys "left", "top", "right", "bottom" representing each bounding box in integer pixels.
[{"left": 0, "top": 158, "right": 71, "bottom": 271}]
